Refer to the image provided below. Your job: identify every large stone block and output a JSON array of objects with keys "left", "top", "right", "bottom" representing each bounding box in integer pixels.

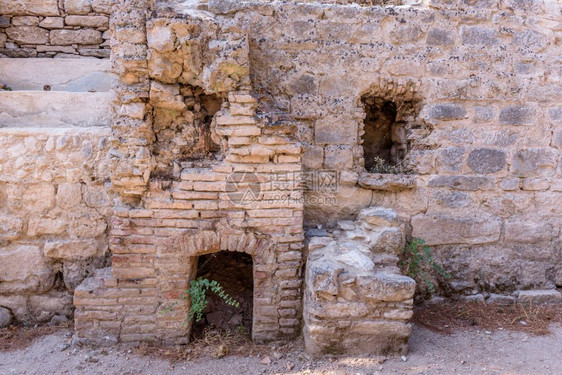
[
  {"left": 467, "top": 148, "right": 506, "bottom": 173},
  {"left": 64, "top": 0, "right": 92, "bottom": 14},
  {"left": 426, "top": 28, "right": 455, "bottom": 46},
  {"left": 511, "top": 149, "right": 556, "bottom": 177},
  {"left": 0, "top": 214, "right": 24, "bottom": 240},
  {"left": 0, "top": 0, "right": 60, "bottom": 16},
  {"left": 314, "top": 117, "right": 357, "bottom": 145},
  {"left": 428, "top": 175, "right": 494, "bottom": 190},
  {"left": 91, "top": 0, "right": 112, "bottom": 13},
  {"left": 0, "top": 245, "right": 53, "bottom": 294},
  {"left": 27, "top": 217, "right": 67, "bottom": 236},
  {"left": 460, "top": 26, "right": 498, "bottom": 45},
  {"left": 44, "top": 239, "right": 99, "bottom": 260},
  {"left": 6, "top": 184, "right": 56, "bottom": 214},
  {"left": 324, "top": 145, "right": 353, "bottom": 169},
  {"left": 50, "top": 29, "right": 103, "bottom": 45},
  {"left": 411, "top": 213, "right": 501, "bottom": 245},
  {"left": 5, "top": 26, "right": 49, "bottom": 44},
  {"left": 505, "top": 219, "right": 552, "bottom": 243},
  {"left": 428, "top": 104, "right": 467, "bottom": 121},
  {"left": 65, "top": 15, "right": 109, "bottom": 28},
  {"left": 499, "top": 105, "right": 536, "bottom": 126}
]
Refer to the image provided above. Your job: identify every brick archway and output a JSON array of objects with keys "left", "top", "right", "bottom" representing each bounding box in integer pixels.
[{"left": 180, "top": 230, "right": 271, "bottom": 258}]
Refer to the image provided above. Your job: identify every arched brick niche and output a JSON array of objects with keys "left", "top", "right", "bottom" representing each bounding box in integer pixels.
[{"left": 177, "top": 229, "right": 275, "bottom": 339}]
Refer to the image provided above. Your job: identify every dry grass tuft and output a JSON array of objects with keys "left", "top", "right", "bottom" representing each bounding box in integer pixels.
[{"left": 414, "top": 301, "right": 562, "bottom": 335}]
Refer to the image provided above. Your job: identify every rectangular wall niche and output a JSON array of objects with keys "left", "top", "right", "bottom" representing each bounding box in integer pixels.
[
  {"left": 361, "top": 96, "right": 416, "bottom": 173},
  {"left": 191, "top": 251, "right": 254, "bottom": 338}
]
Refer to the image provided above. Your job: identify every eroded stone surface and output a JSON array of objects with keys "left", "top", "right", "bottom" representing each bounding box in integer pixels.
[{"left": 304, "top": 207, "right": 415, "bottom": 355}]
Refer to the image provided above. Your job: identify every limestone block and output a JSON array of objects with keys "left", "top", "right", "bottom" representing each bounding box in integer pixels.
[
  {"left": 11, "top": 16, "right": 40, "bottom": 26},
  {"left": 460, "top": 26, "right": 498, "bottom": 45},
  {"left": 467, "top": 148, "right": 506, "bottom": 173},
  {"left": 0, "top": 58, "right": 111, "bottom": 92},
  {"left": 428, "top": 175, "right": 494, "bottom": 191},
  {"left": 6, "top": 184, "right": 55, "bottom": 214},
  {"left": 50, "top": 29, "right": 103, "bottom": 45},
  {"left": 0, "top": 245, "right": 53, "bottom": 294},
  {"left": 388, "top": 23, "right": 422, "bottom": 44},
  {"left": 355, "top": 274, "right": 415, "bottom": 302},
  {"left": 358, "top": 173, "right": 416, "bottom": 192},
  {"left": 82, "top": 185, "right": 110, "bottom": 208},
  {"left": 511, "top": 149, "right": 556, "bottom": 177},
  {"left": 0, "top": 0, "right": 60, "bottom": 16},
  {"left": 91, "top": 0, "right": 112, "bottom": 13},
  {"left": 65, "top": 15, "right": 109, "bottom": 28},
  {"left": 505, "top": 219, "right": 552, "bottom": 243},
  {"left": 64, "top": 0, "right": 92, "bottom": 15},
  {"left": 0, "top": 214, "right": 24, "bottom": 240},
  {"left": 499, "top": 105, "right": 536, "bottom": 126},
  {"left": 432, "top": 190, "right": 471, "bottom": 208},
  {"left": 57, "top": 183, "right": 82, "bottom": 208},
  {"left": 411, "top": 213, "right": 501, "bottom": 245},
  {"left": 428, "top": 103, "right": 467, "bottom": 121},
  {"left": 358, "top": 207, "right": 400, "bottom": 228},
  {"left": 149, "top": 82, "right": 185, "bottom": 111},
  {"left": 0, "top": 91, "right": 111, "bottom": 127},
  {"left": 68, "top": 212, "right": 107, "bottom": 238},
  {"left": 324, "top": 145, "right": 353, "bottom": 169},
  {"left": 39, "top": 17, "right": 64, "bottom": 29},
  {"left": 304, "top": 186, "right": 372, "bottom": 226},
  {"left": 302, "top": 146, "right": 323, "bottom": 170},
  {"left": 426, "top": 28, "right": 455, "bottom": 45},
  {"left": 473, "top": 105, "right": 496, "bottom": 123},
  {"left": 5, "top": 26, "right": 49, "bottom": 44},
  {"left": 147, "top": 24, "right": 175, "bottom": 53},
  {"left": 314, "top": 117, "right": 357, "bottom": 145},
  {"left": 27, "top": 217, "right": 67, "bottom": 236},
  {"left": 44, "top": 239, "right": 99, "bottom": 260},
  {"left": 517, "top": 290, "right": 562, "bottom": 304}
]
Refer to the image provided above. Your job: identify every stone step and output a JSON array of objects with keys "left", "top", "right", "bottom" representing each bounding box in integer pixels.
[
  {"left": 0, "top": 58, "right": 112, "bottom": 92},
  {"left": 0, "top": 91, "right": 111, "bottom": 128}
]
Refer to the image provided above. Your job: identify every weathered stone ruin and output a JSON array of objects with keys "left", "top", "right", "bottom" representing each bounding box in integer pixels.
[{"left": 0, "top": 0, "right": 561, "bottom": 356}]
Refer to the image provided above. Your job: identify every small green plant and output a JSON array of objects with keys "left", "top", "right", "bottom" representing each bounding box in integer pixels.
[
  {"left": 399, "top": 238, "right": 450, "bottom": 293},
  {"left": 369, "top": 156, "right": 413, "bottom": 174},
  {"left": 162, "top": 277, "right": 240, "bottom": 323}
]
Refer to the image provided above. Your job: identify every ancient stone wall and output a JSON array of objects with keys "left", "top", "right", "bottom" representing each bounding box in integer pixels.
[
  {"left": 0, "top": 0, "right": 111, "bottom": 58},
  {"left": 1, "top": 0, "right": 561, "bottom": 336},
  {"left": 0, "top": 128, "right": 112, "bottom": 325},
  {"left": 212, "top": 0, "right": 562, "bottom": 295}
]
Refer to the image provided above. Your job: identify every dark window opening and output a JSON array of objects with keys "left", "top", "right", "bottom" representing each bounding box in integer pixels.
[
  {"left": 191, "top": 251, "right": 253, "bottom": 339},
  {"left": 361, "top": 96, "right": 409, "bottom": 173}
]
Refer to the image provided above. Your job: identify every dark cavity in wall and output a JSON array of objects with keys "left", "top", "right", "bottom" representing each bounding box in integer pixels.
[
  {"left": 191, "top": 251, "right": 254, "bottom": 339},
  {"left": 361, "top": 95, "right": 416, "bottom": 173},
  {"left": 151, "top": 85, "right": 223, "bottom": 177}
]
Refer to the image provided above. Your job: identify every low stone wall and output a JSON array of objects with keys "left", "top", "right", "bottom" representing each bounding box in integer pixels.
[
  {"left": 0, "top": 0, "right": 111, "bottom": 58},
  {"left": 0, "top": 128, "right": 112, "bottom": 325},
  {"left": 304, "top": 207, "right": 415, "bottom": 355}
]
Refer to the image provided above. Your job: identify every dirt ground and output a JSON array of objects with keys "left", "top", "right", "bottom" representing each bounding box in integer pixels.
[{"left": 1, "top": 303, "right": 562, "bottom": 375}]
